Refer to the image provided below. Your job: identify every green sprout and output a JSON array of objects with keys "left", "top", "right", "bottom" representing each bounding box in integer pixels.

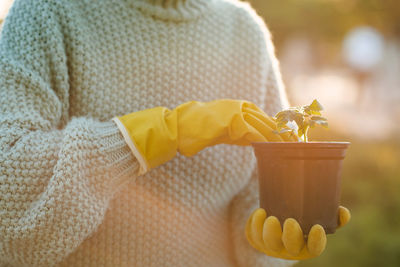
[{"left": 274, "top": 99, "right": 328, "bottom": 142}]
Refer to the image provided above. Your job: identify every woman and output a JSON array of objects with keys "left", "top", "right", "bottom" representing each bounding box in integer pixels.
[{"left": 0, "top": 0, "right": 349, "bottom": 266}]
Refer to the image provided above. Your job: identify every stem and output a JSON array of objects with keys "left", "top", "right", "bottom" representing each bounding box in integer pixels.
[{"left": 304, "top": 126, "right": 309, "bottom": 142}]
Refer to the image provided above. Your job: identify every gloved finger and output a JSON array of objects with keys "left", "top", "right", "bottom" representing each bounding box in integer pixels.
[
  {"left": 242, "top": 107, "right": 277, "bottom": 130},
  {"left": 282, "top": 218, "right": 305, "bottom": 256},
  {"left": 243, "top": 113, "right": 284, "bottom": 142},
  {"left": 243, "top": 108, "right": 297, "bottom": 142},
  {"left": 280, "top": 131, "right": 297, "bottom": 142},
  {"left": 263, "top": 216, "right": 284, "bottom": 252},
  {"left": 246, "top": 209, "right": 267, "bottom": 250},
  {"left": 307, "top": 224, "right": 327, "bottom": 256},
  {"left": 289, "top": 132, "right": 300, "bottom": 142},
  {"left": 242, "top": 101, "right": 271, "bottom": 119},
  {"left": 245, "top": 211, "right": 260, "bottom": 250},
  {"left": 338, "top": 206, "right": 351, "bottom": 228}
]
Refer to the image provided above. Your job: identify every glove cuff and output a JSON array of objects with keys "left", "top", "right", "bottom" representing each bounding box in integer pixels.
[
  {"left": 112, "top": 107, "right": 178, "bottom": 175},
  {"left": 112, "top": 117, "right": 149, "bottom": 175}
]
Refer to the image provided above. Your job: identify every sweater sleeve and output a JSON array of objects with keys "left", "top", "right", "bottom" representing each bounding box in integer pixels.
[
  {"left": 229, "top": 4, "right": 296, "bottom": 267},
  {"left": 0, "top": 1, "right": 139, "bottom": 266}
]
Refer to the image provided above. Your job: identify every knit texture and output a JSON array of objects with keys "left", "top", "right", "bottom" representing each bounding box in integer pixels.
[{"left": 0, "top": 0, "right": 294, "bottom": 266}]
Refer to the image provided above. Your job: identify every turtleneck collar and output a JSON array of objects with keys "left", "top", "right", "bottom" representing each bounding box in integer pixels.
[
  {"left": 144, "top": 0, "right": 188, "bottom": 8},
  {"left": 126, "top": 0, "right": 216, "bottom": 21}
]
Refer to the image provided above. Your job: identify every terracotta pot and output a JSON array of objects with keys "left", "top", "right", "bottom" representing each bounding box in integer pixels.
[{"left": 251, "top": 142, "right": 350, "bottom": 234}]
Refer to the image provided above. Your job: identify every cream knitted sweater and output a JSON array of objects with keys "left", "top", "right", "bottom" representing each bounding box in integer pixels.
[{"left": 0, "top": 0, "right": 295, "bottom": 266}]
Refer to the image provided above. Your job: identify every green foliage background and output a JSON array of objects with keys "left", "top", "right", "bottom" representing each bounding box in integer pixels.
[
  {"left": 247, "top": 0, "right": 400, "bottom": 65},
  {"left": 247, "top": 0, "right": 400, "bottom": 43}
]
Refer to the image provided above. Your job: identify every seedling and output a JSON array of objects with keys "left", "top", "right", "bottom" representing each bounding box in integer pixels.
[{"left": 274, "top": 99, "right": 328, "bottom": 142}]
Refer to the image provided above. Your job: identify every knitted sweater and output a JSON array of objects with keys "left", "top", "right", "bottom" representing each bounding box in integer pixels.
[{"left": 0, "top": 0, "right": 294, "bottom": 266}]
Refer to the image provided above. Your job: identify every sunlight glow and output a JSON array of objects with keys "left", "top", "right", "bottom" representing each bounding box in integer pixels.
[
  {"left": 0, "top": 0, "right": 13, "bottom": 21},
  {"left": 290, "top": 71, "right": 358, "bottom": 109}
]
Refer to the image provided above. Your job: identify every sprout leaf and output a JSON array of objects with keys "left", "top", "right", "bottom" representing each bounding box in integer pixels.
[
  {"left": 309, "top": 99, "right": 323, "bottom": 112},
  {"left": 273, "top": 99, "right": 328, "bottom": 142}
]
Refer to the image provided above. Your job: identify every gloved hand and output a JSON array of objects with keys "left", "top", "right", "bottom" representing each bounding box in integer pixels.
[
  {"left": 112, "top": 99, "right": 297, "bottom": 174},
  {"left": 245, "top": 206, "right": 351, "bottom": 260}
]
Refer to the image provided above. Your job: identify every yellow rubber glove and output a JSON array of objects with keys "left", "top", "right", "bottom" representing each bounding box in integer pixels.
[
  {"left": 112, "top": 99, "right": 297, "bottom": 174},
  {"left": 245, "top": 206, "right": 351, "bottom": 260}
]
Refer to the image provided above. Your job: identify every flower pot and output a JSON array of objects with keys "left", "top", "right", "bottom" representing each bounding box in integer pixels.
[{"left": 251, "top": 142, "right": 350, "bottom": 234}]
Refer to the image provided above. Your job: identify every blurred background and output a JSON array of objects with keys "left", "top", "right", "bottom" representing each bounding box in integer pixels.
[{"left": 1, "top": 0, "right": 399, "bottom": 266}]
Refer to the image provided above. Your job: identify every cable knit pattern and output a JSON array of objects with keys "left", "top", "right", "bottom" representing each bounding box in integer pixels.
[{"left": 0, "top": 0, "right": 295, "bottom": 266}]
